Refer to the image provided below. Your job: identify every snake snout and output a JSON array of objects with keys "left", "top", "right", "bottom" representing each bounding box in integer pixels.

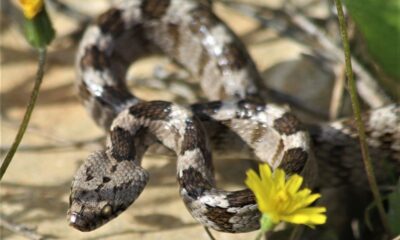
[
  {"left": 68, "top": 211, "right": 96, "bottom": 232},
  {"left": 68, "top": 150, "right": 150, "bottom": 231}
]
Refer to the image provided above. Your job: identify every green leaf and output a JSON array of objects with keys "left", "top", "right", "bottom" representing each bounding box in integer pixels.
[
  {"left": 388, "top": 179, "right": 400, "bottom": 234},
  {"left": 344, "top": 0, "right": 400, "bottom": 79}
]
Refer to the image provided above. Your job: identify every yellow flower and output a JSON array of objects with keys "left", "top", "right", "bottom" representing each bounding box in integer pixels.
[
  {"left": 19, "top": 0, "right": 44, "bottom": 19},
  {"left": 245, "top": 164, "right": 327, "bottom": 228}
]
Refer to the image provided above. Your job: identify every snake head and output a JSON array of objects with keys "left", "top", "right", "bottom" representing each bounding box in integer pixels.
[{"left": 67, "top": 151, "right": 149, "bottom": 231}]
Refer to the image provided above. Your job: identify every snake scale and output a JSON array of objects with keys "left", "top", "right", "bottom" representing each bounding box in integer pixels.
[{"left": 68, "top": 0, "right": 400, "bottom": 233}]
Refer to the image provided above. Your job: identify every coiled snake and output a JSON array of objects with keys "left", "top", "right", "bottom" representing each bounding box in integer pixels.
[{"left": 67, "top": 0, "right": 400, "bottom": 233}]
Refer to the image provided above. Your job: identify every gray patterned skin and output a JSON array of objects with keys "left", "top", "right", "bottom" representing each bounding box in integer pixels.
[
  {"left": 68, "top": 99, "right": 311, "bottom": 232},
  {"left": 76, "top": 0, "right": 262, "bottom": 129},
  {"left": 68, "top": 151, "right": 149, "bottom": 231},
  {"left": 70, "top": 0, "right": 400, "bottom": 233},
  {"left": 310, "top": 104, "right": 400, "bottom": 188}
]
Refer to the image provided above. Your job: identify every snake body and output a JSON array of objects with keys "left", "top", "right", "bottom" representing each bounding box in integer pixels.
[{"left": 68, "top": 0, "right": 400, "bottom": 233}]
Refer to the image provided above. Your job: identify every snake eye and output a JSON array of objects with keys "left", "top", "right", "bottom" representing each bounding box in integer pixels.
[{"left": 101, "top": 204, "right": 113, "bottom": 216}]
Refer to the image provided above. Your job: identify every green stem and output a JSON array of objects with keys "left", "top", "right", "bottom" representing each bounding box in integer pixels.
[
  {"left": 204, "top": 227, "right": 217, "bottom": 240},
  {"left": 289, "top": 225, "right": 303, "bottom": 240},
  {"left": 255, "top": 231, "right": 263, "bottom": 240},
  {"left": 333, "top": 0, "right": 391, "bottom": 235},
  {"left": 0, "top": 48, "right": 47, "bottom": 180}
]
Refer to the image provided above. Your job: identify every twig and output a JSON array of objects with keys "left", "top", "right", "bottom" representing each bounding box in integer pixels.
[
  {"left": 0, "top": 49, "right": 47, "bottom": 180},
  {"left": 333, "top": 0, "right": 391, "bottom": 236},
  {"left": 0, "top": 215, "right": 45, "bottom": 240},
  {"left": 219, "top": 0, "right": 391, "bottom": 108},
  {"left": 204, "top": 227, "right": 217, "bottom": 240},
  {"left": 329, "top": 64, "right": 346, "bottom": 120}
]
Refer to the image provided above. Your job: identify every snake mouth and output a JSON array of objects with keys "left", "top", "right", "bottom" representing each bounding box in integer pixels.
[{"left": 68, "top": 212, "right": 94, "bottom": 232}]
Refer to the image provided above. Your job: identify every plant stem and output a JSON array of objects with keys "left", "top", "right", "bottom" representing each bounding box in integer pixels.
[
  {"left": 289, "top": 225, "right": 303, "bottom": 240},
  {"left": 204, "top": 227, "right": 217, "bottom": 240},
  {"left": 255, "top": 231, "right": 263, "bottom": 240},
  {"left": 0, "top": 48, "right": 47, "bottom": 180},
  {"left": 332, "top": 0, "right": 391, "bottom": 235}
]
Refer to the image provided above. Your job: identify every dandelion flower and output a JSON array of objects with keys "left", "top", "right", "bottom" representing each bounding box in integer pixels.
[
  {"left": 19, "top": 0, "right": 44, "bottom": 19},
  {"left": 245, "top": 164, "right": 326, "bottom": 228}
]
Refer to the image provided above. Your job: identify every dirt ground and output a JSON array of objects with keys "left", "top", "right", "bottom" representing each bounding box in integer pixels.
[{"left": 1, "top": 0, "right": 334, "bottom": 239}]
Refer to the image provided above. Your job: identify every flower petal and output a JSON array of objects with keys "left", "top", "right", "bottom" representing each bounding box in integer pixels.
[
  {"left": 260, "top": 164, "right": 272, "bottom": 180},
  {"left": 272, "top": 168, "right": 285, "bottom": 190},
  {"left": 295, "top": 188, "right": 312, "bottom": 199},
  {"left": 293, "top": 206, "right": 327, "bottom": 214},
  {"left": 245, "top": 169, "right": 270, "bottom": 212},
  {"left": 302, "top": 193, "right": 322, "bottom": 206},
  {"left": 282, "top": 207, "right": 327, "bottom": 225},
  {"left": 20, "top": 0, "right": 44, "bottom": 19},
  {"left": 291, "top": 193, "right": 322, "bottom": 211},
  {"left": 282, "top": 212, "right": 327, "bottom": 225},
  {"left": 285, "top": 174, "right": 303, "bottom": 195}
]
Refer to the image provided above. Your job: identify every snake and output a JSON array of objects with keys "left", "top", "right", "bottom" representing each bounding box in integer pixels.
[{"left": 67, "top": 0, "right": 400, "bottom": 233}]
